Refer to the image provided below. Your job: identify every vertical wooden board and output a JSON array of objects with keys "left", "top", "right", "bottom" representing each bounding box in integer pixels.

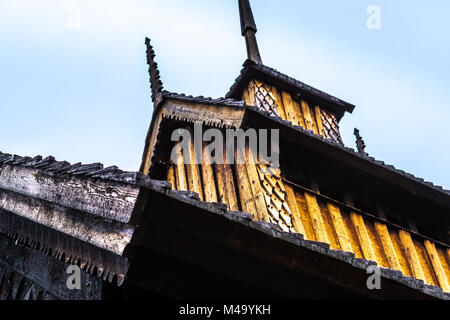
[
  {"left": 374, "top": 222, "right": 401, "bottom": 271},
  {"left": 167, "top": 164, "right": 176, "bottom": 190},
  {"left": 341, "top": 211, "right": 364, "bottom": 259},
  {"left": 242, "top": 88, "right": 251, "bottom": 106},
  {"left": 214, "top": 143, "right": 239, "bottom": 211},
  {"left": 314, "top": 106, "right": 325, "bottom": 137},
  {"left": 201, "top": 144, "right": 218, "bottom": 203},
  {"left": 436, "top": 247, "right": 450, "bottom": 291},
  {"left": 285, "top": 184, "right": 306, "bottom": 236},
  {"left": 292, "top": 100, "right": 306, "bottom": 128},
  {"left": 318, "top": 201, "right": 340, "bottom": 250},
  {"left": 398, "top": 230, "right": 426, "bottom": 281},
  {"left": 174, "top": 146, "right": 188, "bottom": 191},
  {"left": 364, "top": 221, "right": 389, "bottom": 268},
  {"left": 308, "top": 104, "right": 319, "bottom": 134},
  {"left": 234, "top": 148, "right": 257, "bottom": 217},
  {"left": 424, "top": 241, "right": 449, "bottom": 291},
  {"left": 235, "top": 164, "right": 257, "bottom": 217},
  {"left": 388, "top": 229, "right": 413, "bottom": 277},
  {"left": 185, "top": 134, "right": 204, "bottom": 200},
  {"left": 294, "top": 192, "right": 316, "bottom": 241},
  {"left": 281, "top": 91, "right": 297, "bottom": 124},
  {"left": 300, "top": 100, "right": 316, "bottom": 132},
  {"left": 327, "top": 203, "right": 353, "bottom": 252},
  {"left": 246, "top": 151, "right": 270, "bottom": 222},
  {"left": 271, "top": 86, "right": 286, "bottom": 120},
  {"left": 304, "top": 193, "right": 329, "bottom": 244},
  {"left": 214, "top": 163, "right": 228, "bottom": 205},
  {"left": 414, "top": 240, "right": 439, "bottom": 286},
  {"left": 349, "top": 212, "right": 377, "bottom": 262},
  {"left": 247, "top": 81, "right": 256, "bottom": 106},
  {"left": 223, "top": 165, "right": 239, "bottom": 211}
]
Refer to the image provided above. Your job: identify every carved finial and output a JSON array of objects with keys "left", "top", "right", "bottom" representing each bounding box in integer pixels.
[
  {"left": 145, "top": 37, "right": 164, "bottom": 105},
  {"left": 354, "top": 128, "right": 368, "bottom": 156},
  {"left": 238, "top": 0, "right": 262, "bottom": 64}
]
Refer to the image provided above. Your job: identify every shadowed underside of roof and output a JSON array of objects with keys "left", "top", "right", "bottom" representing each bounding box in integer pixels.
[{"left": 0, "top": 150, "right": 448, "bottom": 299}]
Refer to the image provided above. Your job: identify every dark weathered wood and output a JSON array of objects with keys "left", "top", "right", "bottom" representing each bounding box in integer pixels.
[
  {"left": 0, "top": 188, "right": 134, "bottom": 256},
  {"left": 0, "top": 233, "right": 102, "bottom": 300},
  {"left": 163, "top": 101, "right": 245, "bottom": 129},
  {"left": 129, "top": 188, "right": 440, "bottom": 300},
  {"left": 0, "top": 164, "right": 139, "bottom": 223},
  {"left": 0, "top": 208, "right": 130, "bottom": 286}
]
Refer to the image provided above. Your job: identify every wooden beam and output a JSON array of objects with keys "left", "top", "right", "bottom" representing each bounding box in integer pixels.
[
  {"left": 0, "top": 165, "right": 139, "bottom": 224},
  {"left": 271, "top": 86, "right": 287, "bottom": 120},
  {"left": 349, "top": 212, "right": 377, "bottom": 262},
  {"left": 399, "top": 230, "right": 426, "bottom": 281},
  {"left": 201, "top": 143, "right": 218, "bottom": 203},
  {"left": 285, "top": 184, "right": 306, "bottom": 236},
  {"left": 300, "top": 100, "right": 317, "bottom": 133},
  {"left": 215, "top": 145, "right": 239, "bottom": 211},
  {"left": 185, "top": 129, "right": 204, "bottom": 200},
  {"left": 292, "top": 99, "right": 306, "bottom": 128},
  {"left": 234, "top": 148, "right": 257, "bottom": 218},
  {"left": 314, "top": 106, "right": 325, "bottom": 136},
  {"left": 304, "top": 193, "right": 329, "bottom": 244},
  {"left": 174, "top": 145, "right": 188, "bottom": 191},
  {"left": 247, "top": 81, "right": 257, "bottom": 106},
  {"left": 281, "top": 91, "right": 297, "bottom": 124},
  {"left": 424, "top": 240, "right": 450, "bottom": 292},
  {"left": 374, "top": 222, "right": 402, "bottom": 270},
  {"left": 0, "top": 189, "right": 134, "bottom": 256},
  {"left": 167, "top": 164, "right": 176, "bottom": 190},
  {"left": 327, "top": 203, "right": 353, "bottom": 252},
  {"left": 246, "top": 150, "right": 270, "bottom": 222}
]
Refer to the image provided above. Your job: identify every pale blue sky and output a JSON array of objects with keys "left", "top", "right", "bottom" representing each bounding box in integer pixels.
[{"left": 0, "top": 0, "right": 449, "bottom": 189}]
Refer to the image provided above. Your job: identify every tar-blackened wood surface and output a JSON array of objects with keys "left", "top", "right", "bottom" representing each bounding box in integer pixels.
[{"left": 0, "top": 233, "right": 102, "bottom": 300}]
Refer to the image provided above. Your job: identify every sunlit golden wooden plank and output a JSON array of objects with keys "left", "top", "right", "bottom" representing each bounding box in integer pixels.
[
  {"left": 167, "top": 164, "right": 176, "bottom": 190},
  {"left": 281, "top": 91, "right": 297, "bottom": 124},
  {"left": 292, "top": 99, "right": 306, "bottom": 128},
  {"left": 271, "top": 86, "right": 287, "bottom": 120},
  {"left": 399, "top": 230, "right": 426, "bottom": 281},
  {"left": 201, "top": 144, "right": 218, "bottom": 203},
  {"left": 424, "top": 240, "right": 450, "bottom": 291},
  {"left": 300, "top": 100, "right": 317, "bottom": 133},
  {"left": 327, "top": 203, "right": 353, "bottom": 252},
  {"left": 185, "top": 133, "right": 204, "bottom": 200},
  {"left": 374, "top": 222, "right": 401, "bottom": 270},
  {"left": 314, "top": 106, "right": 325, "bottom": 137},
  {"left": 246, "top": 152, "right": 270, "bottom": 222},
  {"left": 235, "top": 148, "right": 257, "bottom": 217},
  {"left": 349, "top": 212, "right": 377, "bottom": 262},
  {"left": 304, "top": 193, "right": 329, "bottom": 244},
  {"left": 174, "top": 146, "right": 187, "bottom": 191}
]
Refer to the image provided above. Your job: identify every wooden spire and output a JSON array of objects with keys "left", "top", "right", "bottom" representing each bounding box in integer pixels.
[
  {"left": 145, "top": 37, "right": 164, "bottom": 105},
  {"left": 238, "top": 0, "right": 262, "bottom": 64},
  {"left": 354, "top": 128, "right": 368, "bottom": 156}
]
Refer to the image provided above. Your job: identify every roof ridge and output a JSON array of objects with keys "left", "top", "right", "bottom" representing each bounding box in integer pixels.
[
  {"left": 0, "top": 151, "right": 142, "bottom": 184},
  {"left": 162, "top": 90, "right": 246, "bottom": 107},
  {"left": 244, "top": 106, "right": 450, "bottom": 196},
  {"left": 226, "top": 60, "right": 355, "bottom": 116}
]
